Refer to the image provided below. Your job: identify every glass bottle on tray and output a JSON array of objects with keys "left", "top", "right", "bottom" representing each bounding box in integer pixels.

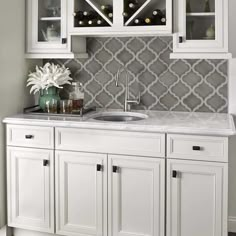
[{"left": 69, "top": 82, "right": 84, "bottom": 113}]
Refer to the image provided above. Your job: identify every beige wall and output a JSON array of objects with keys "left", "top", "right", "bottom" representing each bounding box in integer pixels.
[{"left": 0, "top": 0, "right": 40, "bottom": 228}]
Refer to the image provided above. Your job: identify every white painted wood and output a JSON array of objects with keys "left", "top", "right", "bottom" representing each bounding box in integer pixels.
[
  {"left": 173, "top": 0, "right": 229, "bottom": 54},
  {"left": 55, "top": 151, "right": 107, "bottom": 236},
  {"left": 228, "top": 216, "right": 236, "bottom": 232},
  {"left": 170, "top": 52, "right": 232, "bottom": 59},
  {"left": 7, "top": 147, "right": 54, "bottom": 233},
  {"left": 167, "top": 134, "right": 228, "bottom": 162},
  {"left": 55, "top": 128, "right": 165, "bottom": 157},
  {"left": 7, "top": 125, "right": 54, "bottom": 149},
  {"left": 108, "top": 155, "right": 165, "bottom": 236},
  {"left": 167, "top": 159, "right": 228, "bottom": 236}
]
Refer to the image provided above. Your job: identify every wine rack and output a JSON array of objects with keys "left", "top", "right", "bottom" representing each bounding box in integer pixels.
[
  {"left": 123, "top": 0, "right": 167, "bottom": 27},
  {"left": 73, "top": 0, "right": 113, "bottom": 27}
]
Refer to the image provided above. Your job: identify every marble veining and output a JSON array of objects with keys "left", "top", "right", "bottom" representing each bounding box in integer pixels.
[{"left": 3, "top": 111, "right": 235, "bottom": 136}]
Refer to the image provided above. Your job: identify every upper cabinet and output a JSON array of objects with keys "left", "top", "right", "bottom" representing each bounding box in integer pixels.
[
  {"left": 26, "top": 0, "right": 88, "bottom": 59},
  {"left": 68, "top": 0, "right": 172, "bottom": 36},
  {"left": 171, "top": 0, "right": 231, "bottom": 59}
]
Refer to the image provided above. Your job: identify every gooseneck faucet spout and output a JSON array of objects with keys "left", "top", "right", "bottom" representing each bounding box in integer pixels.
[{"left": 115, "top": 67, "right": 140, "bottom": 112}]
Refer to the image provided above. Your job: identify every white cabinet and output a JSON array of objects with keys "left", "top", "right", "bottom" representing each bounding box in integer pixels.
[
  {"left": 7, "top": 147, "right": 54, "bottom": 233},
  {"left": 171, "top": 0, "right": 231, "bottom": 59},
  {"left": 68, "top": 0, "right": 172, "bottom": 36},
  {"left": 167, "top": 159, "right": 228, "bottom": 236},
  {"left": 108, "top": 155, "right": 165, "bottom": 236},
  {"left": 26, "top": 0, "right": 87, "bottom": 59},
  {"left": 55, "top": 151, "right": 107, "bottom": 236}
]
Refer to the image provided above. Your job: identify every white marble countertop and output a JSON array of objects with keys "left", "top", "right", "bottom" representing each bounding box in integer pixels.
[{"left": 3, "top": 110, "right": 236, "bottom": 136}]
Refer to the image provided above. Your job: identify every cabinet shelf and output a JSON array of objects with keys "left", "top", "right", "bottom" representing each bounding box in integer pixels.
[
  {"left": 40, "top": 17, "right": 62, "bottom": 21},
  {"left": 186, "top": 12, "right": 215, "bottom": 16}
]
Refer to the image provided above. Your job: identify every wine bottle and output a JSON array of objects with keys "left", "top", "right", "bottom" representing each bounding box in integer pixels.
[
  {"left": 88, "top": 20, "right": 96, "bottom": 26},
  {"left": 73, "top": 11, "right": 84, "bottom": 21},
  {"left": 152, "top": 9, "right": 166, "bottom": 25},
  {"left": 97, "top": 19, "right": 106, "bottom": 26},
  {"left": 144, "top": 17, "right": 152, "bottom": 25},
  {"left": 83, "top": 10, "right": 97, "bottom": 20},
  {"left": 78, "top": 20, "right": 87, "bottom": 27},
  {"left": 133, "top": 18, "right": 144, "bottom": 25}
]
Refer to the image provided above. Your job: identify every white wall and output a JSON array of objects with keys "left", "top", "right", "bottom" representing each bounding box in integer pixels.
[
  {"left": 228, "top": 0, "right": 236, "bottom": 232},
  {"left": 0, "top": 0, "right": 40, "bottom": 228}
]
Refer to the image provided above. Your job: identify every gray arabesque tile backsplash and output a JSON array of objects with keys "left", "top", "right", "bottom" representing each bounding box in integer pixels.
[{"left": 49, "top": 36, "right": 228, "bottom": 113}]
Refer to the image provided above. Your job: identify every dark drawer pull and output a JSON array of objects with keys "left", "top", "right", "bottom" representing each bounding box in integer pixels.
[
  {"left": 179, "top": 36, "right": 183, "bottom": 43},
  {"left": 43, "top": 160, "right": 49, "bottom": 166},
  {"left": 172, "top": 170, "right": 178, "bottom": 178},
  {"left": 25, "top": 135, "right": 34, "bottom": 139},
  {"left": 97, "top": 164, "right": 103, "bottom": 172},
  {"left": 113, "top": 166, "right": 119, "bottom": 173},
  {"left": 192, "top": 146, "right": 201, "bottom": 151}
]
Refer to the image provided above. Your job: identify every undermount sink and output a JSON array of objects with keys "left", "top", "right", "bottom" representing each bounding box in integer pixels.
[{"left": 91, "top": 112, "right": 148, "bottom": 122}]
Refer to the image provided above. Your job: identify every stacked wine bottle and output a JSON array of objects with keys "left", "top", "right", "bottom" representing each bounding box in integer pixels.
[
  {"left": 73, "top": 4, "right": 113, "bottom": 27},
  {"left": 123, "top": 0, "right": 166, "bottom": 26}
]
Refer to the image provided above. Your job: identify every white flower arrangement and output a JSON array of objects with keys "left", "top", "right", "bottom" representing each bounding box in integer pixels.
[{"left": 27, "top": 63, "right": 73, "bottom": 94}]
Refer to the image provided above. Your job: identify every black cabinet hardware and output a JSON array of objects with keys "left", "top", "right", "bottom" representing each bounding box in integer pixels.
[
  {"left": 113, "top": 166, "right": 118, "bottom": 173},
  {"left": 192, "top": 146, "right": 201, "bottom": 151},
  {"left": 97, "top": 164, "right": 102, "bottom": 171},
  {"left": 25, "top": 135, "right": 34, "bottom": 139},
  {"left": 43, "top": 160, "right": 49, "bottom": 166},
  {"left": 172, "top": 170, "right": 177, "bottom": 178},
  {"left": 62, "top": 38, "right": 67, "bottom": 44},
  {"left": 179, "top": 36, "right": 183, "bottom": 43}
]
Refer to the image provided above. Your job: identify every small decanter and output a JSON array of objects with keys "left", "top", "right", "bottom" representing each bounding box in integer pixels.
[{"left": 69, "top": 82, "right": 84, "bottom": 113}]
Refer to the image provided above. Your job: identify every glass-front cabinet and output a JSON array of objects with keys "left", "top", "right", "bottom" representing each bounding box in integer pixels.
[
  {"left": 26, "top": 0, "right": 87, "bottom": 58},
  {"left": 27, "top": 0, "right": 70, "bottom": 54},
  {"left": 68, "top": 0, "right": 172, "bottom": 35},
  {"left": 171, "top": 0, "right": 229, "bottom": 58}
]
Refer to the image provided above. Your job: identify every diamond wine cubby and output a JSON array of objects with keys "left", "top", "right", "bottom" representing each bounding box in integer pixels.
[
  {"left": 73, "top": 0, "right": 113, "bottom": 27},
  {"left": 186, "top": 0, "right": 215, "bottom": 40},
  {"left": 123, "top": 0, "right": 166, "bottom": 27},
  {"left": 38, "top": 0, "right": 62, "bottom": 42}
]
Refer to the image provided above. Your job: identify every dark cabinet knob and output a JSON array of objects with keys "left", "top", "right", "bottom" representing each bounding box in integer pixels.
[
  {"left": 43, "top": 160, "right": 49, "bottom": 166},
  {"left": 179, "top": 36, "right": 183, "bottom": 43},
  {"left": 113, "top": 166, "right": 119, "bottom": 173},
  {"left": 97, "top": 164, "right": 103, "bottom": 171},
  {"left": 25, "top": 135, "right": 34, "bottom": 139},
  {"left": 62, "top": 38, "right": 67, "bottom": 44},
  {"left": 172, "top": 170, "right": 178, "bottom": 178}
]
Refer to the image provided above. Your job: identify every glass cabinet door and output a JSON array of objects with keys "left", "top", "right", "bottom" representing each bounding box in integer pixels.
[
  {"left": 27, "top": 0, "right": 69, "bottom": 53},
  {"left": 38, "top": 0, "right": 62, "bottom": 43},
  {"left": 173, "top": 0, "right": 227, "bottom": 53}
]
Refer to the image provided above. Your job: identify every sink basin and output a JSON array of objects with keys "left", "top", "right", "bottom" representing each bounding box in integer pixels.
[{"left": 91, "top": 112, "right": 148, "bottom": 122}]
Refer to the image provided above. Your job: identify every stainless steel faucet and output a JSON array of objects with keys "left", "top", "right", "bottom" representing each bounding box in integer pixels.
[{"left": 115, "top": 67, "right": 140, "bottom": 112}]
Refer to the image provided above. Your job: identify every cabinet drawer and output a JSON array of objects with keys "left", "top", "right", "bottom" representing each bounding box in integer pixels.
[
  {"left": 167, "top": 134, "right": 228, "bottom": 162},
  {"left": 55, "top": 128, "right": 165, "bottom": 158},
  {"left": 7, "top": 125, "right": 54, "bottom": 149}
]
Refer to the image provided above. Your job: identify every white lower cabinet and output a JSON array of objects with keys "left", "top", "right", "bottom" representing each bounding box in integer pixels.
[
  {"left": 108, "top": 155, "right": 165, "bottom": 236},
  {"left": 55, "top": 151, "right": 107, "bottom": 236},
  {"left": 7, "top": 147, "right": 54, "bottom": 233},
  {"left": 167, "top": 159, "right": 228, "bottom": 236}
]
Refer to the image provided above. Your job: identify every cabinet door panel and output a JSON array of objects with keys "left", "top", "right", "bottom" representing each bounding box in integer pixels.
[
  {"left": 109, "top": 155, "right": 165, "bottom": 236},
  {"left": 167, "top": 159, "right": 228, "bottom": 236},
  {"left": 7, "top": 147, "right": 54, "bottom": 233},
  {"left": 56, "top": 151, "right": 107, "bottom": 236}
]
